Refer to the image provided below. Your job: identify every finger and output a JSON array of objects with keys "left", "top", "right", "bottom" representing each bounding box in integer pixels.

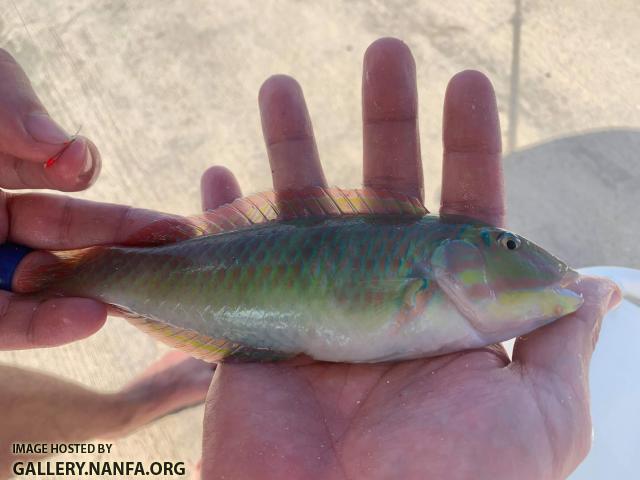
[
  {"left": 0, "top": 49, "right": 100, "bottom": 191},
  {"left": 441, "top": 70, "right": 505, "bottom": 227},
  {"left": 0, "top": 49, "right": 68, "bottom": 159},
  {"left": 512, "top": 276, "right": 621, "bottom": 383},
  {"left": 201, "top": 166, "right": 242, "bottom": 211},
  {"left": 0, "top": 135, "right": 100, "bottom": 191},
  {"left": 362, "top": 37, "right": 423, "bottom": 201},
  {"left": 6, "top": 193, "right": 189, "bottom": 249},
  {"left": 8, "top": 168, "right": 242, "bottom": 248},
  {"left": 0, "top": 293, "right": 106, "bottom": 349},
  {"left": 0, "top": 49, "right": 99, "bottom": 191},
  {"left": 258, "top": 75, "right": 326, "bottom": 191}
]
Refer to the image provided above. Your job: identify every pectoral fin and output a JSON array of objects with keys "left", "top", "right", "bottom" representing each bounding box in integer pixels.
[
  {"left": 393, "top": 278, "right": 433, "bottom": 330},
  {"left": 431, "top": 240, "right": 491, "bottom": 327}
]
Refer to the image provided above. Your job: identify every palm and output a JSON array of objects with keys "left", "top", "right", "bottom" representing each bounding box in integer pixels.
[
  {"left": 200, "top": 39, "right": 615, "bottom": 480},
  {"left": 205, "top": 346, "right": 569, "bottom": 479}
]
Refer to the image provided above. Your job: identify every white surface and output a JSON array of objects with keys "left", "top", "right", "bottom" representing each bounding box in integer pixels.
[{"left": 569, "top": 267, "right": 640, "bottom": 478}]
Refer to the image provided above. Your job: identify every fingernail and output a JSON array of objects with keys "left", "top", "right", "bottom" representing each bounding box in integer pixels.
[
  {"left": 78, "top": 144, "right": 99, "bottom": 185},
  {"left": 596, "top": 277, "right": 623, "bottom": 310},
  {"left": 24, "top": 113, "right": 70, "bottom": 144},
  {"left": 608, "top": 284, "right": 622, "bottom": 310},
  {"left": 81, "top": 145, "right": 94, "bottom": 176}
]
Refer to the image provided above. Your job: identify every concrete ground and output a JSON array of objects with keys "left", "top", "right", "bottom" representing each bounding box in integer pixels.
[{"left": 0, "top": 0, "right": 638, "bottom": 478}]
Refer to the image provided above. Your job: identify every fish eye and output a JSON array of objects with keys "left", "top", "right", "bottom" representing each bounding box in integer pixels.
[{"left": 497, "top": 232, "right": 521, "bottom": 251}]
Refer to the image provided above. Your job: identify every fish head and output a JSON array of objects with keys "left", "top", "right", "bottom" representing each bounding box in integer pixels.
[{"left": 430, "top": 225, "right": 583, "bottom": 339}]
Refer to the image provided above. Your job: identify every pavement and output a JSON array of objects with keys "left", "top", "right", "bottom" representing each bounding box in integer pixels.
[{"left": 0, "top": 0, "right": 638, "bottom": 478}]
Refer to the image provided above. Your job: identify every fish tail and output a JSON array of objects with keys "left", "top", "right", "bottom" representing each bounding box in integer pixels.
[{"left": 15, "top": 246, "right": 106, "bottom": 294}]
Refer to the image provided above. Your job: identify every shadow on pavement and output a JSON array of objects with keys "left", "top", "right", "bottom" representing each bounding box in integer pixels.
[{"left": 504, "top": 128, "right": 640, "bottom": 269}]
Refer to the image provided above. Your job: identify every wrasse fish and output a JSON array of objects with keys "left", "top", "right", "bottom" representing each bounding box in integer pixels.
[{"left": 23, "top": 187, "right": 582, "bottom": 363}]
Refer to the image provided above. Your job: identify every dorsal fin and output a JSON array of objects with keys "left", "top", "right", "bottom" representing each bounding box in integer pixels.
[{"left": 125, "top": 187, "right": 428, "bottom": 244}]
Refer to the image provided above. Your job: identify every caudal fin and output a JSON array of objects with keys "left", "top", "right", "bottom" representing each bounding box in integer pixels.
[{"left": 14, "top": 246, "right": 105, "bottom": 294}]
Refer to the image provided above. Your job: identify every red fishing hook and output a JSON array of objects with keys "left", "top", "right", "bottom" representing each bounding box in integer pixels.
[{"left": 44, "top": 126, "right": 82, "bottom": 168}]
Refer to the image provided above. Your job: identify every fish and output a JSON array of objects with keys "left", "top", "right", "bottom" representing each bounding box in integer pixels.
[{"left": 21, "top": 187, "right": 583, "bottom": 363}]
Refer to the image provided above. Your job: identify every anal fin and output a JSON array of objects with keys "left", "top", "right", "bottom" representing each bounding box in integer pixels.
[{"left": 110, "top": 306, "right": 292, "bottom": 363}]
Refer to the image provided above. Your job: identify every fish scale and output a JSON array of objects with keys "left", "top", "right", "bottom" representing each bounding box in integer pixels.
[{"left": 65, "top": 217, "right": 441, "bottom": 331}]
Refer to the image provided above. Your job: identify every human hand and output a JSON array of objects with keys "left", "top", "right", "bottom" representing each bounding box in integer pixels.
[
  {"left": 0, "top": 152, "right": 238, "bottom": 478},
  {"left": 0, "top": 49, "right": 193, "bottom": 349},
  {"left": 198, "top": 38, "right": 621, "bottom": 480}
]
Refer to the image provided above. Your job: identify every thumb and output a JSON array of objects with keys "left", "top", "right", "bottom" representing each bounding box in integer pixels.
[
  {"left": 511, "top": 276, "right": 621, "bottom": 476},
  {"left": 0, "top": 49, "right": 70, "bottom": 160},
  {"left": 512, "top": 275, "right": 621, "bottom": 385},
  {"left": 0, "top": 49, "right": 101, "bottom": 192}
]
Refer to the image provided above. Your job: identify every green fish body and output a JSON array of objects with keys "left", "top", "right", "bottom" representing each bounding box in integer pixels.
[{"left": 30, "top": 188, "right": 582, "bottom": 363}]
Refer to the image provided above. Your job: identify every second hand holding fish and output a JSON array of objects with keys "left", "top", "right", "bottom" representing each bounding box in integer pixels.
[{"left": 195, "top": 39, "right": 620, "bottom": 480}]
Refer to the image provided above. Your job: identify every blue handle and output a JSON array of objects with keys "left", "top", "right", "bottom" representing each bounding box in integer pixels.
[{"left": 0, "top": 242, "right": 32, "bottom": 291}]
